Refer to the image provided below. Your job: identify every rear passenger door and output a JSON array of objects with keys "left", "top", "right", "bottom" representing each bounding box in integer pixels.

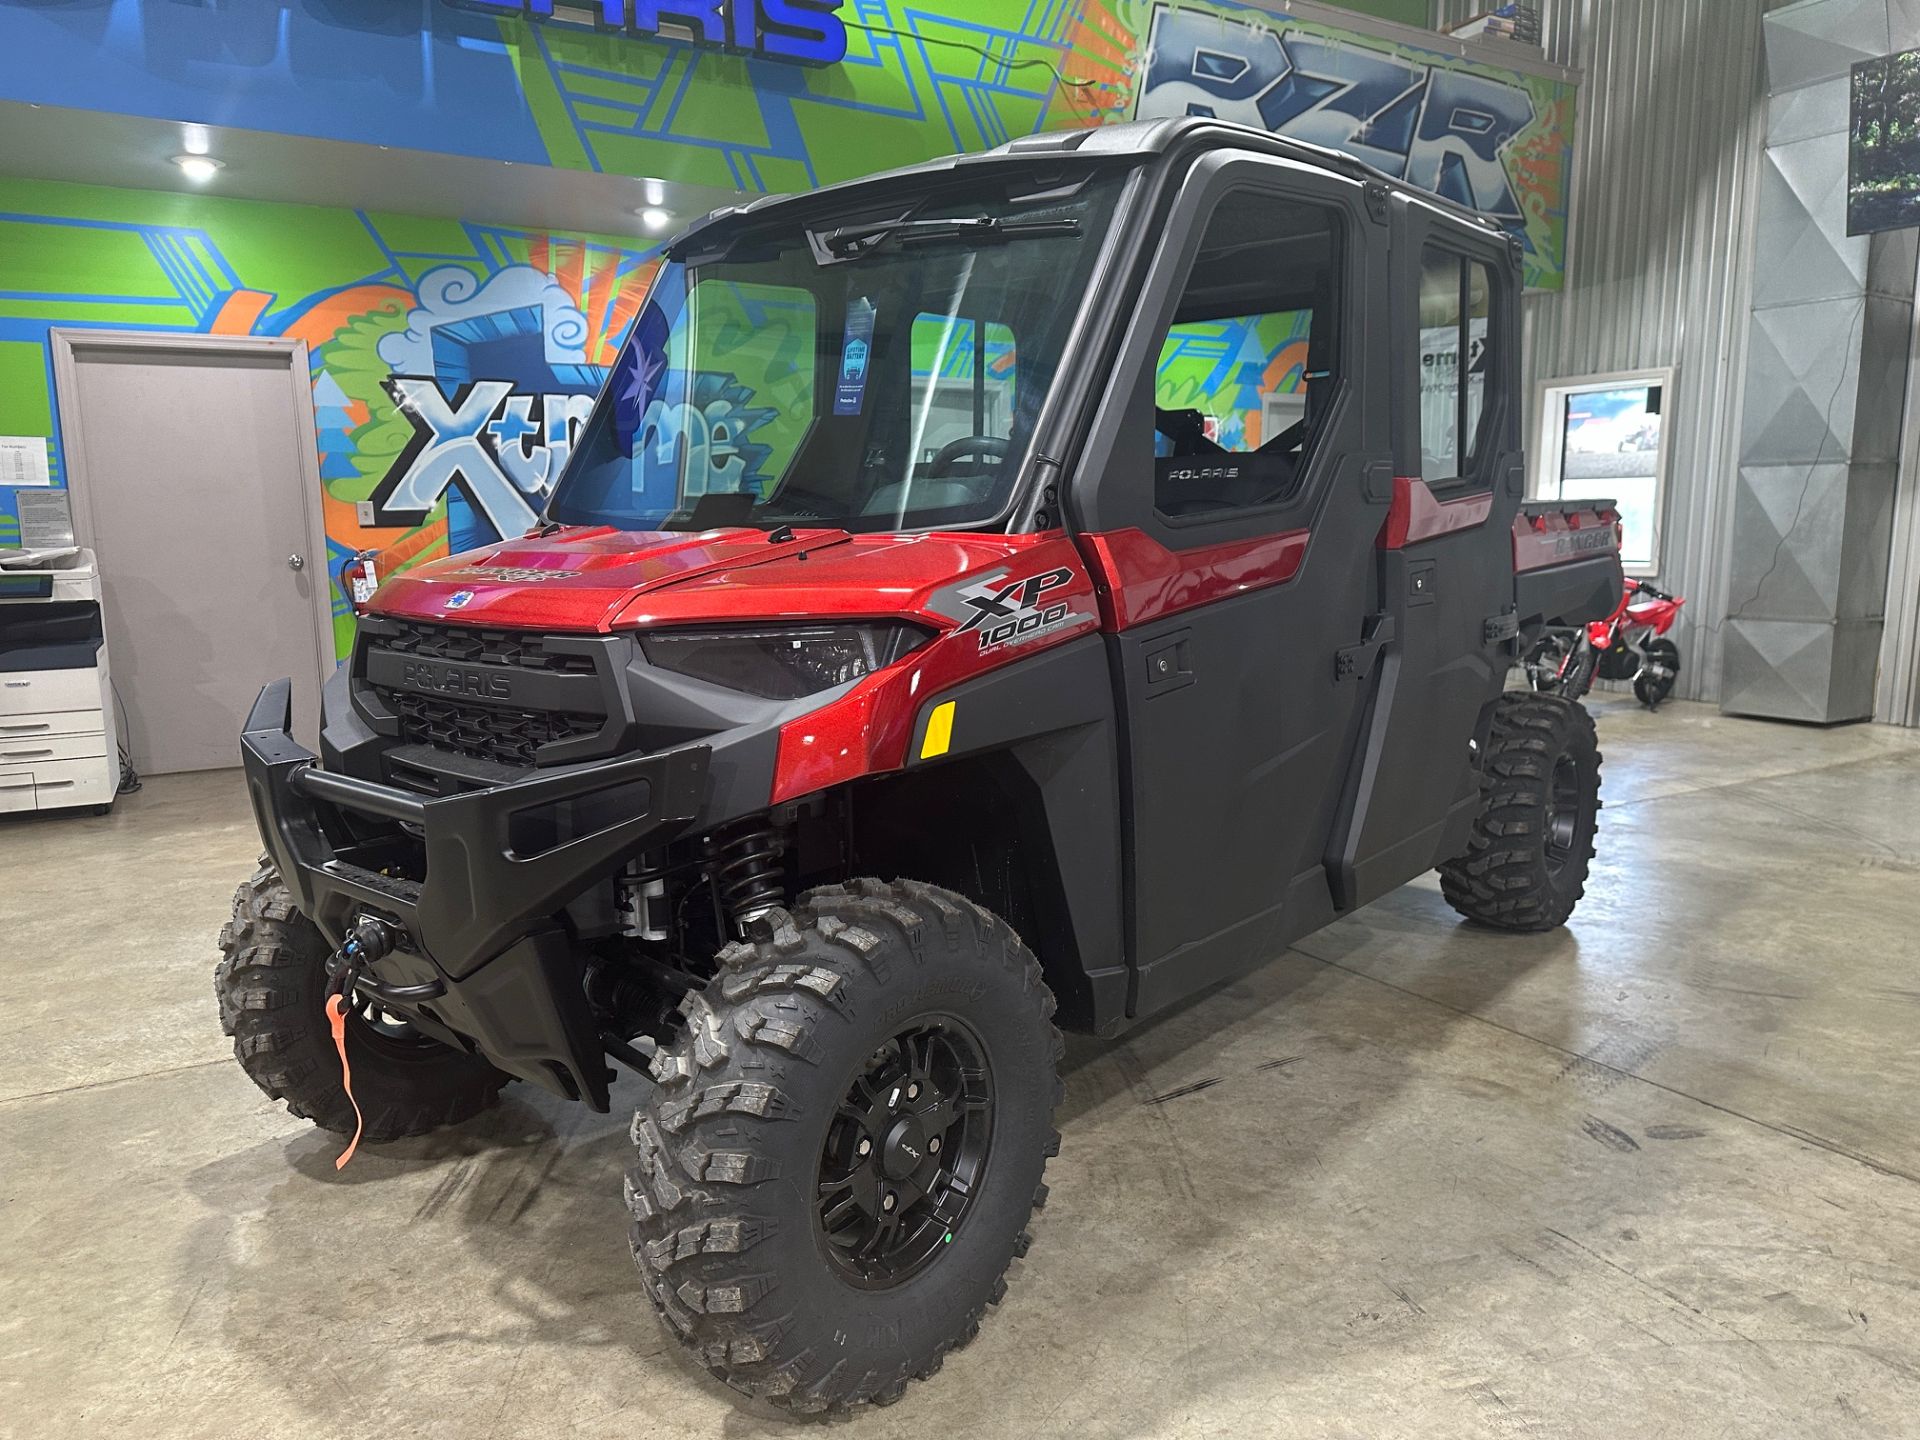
[
  {"left": 1329, "top": 204, "right": 1526, "bottom": 907},
  {"left": 1070, "top": 153, "right": 1394, "bottom": 1016}
]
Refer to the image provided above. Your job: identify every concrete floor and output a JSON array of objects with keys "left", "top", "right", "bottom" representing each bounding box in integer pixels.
[{"left": 5, "top": 698, "right": 1920, "bottom": 1439}]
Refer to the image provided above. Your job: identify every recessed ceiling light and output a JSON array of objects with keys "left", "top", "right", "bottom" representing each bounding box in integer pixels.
[
  {"left": 638, "top": 208, "right": 674, "bottom": 233},
  {"left": 172, "top": 154, "right": 224, "bottom": 182}
]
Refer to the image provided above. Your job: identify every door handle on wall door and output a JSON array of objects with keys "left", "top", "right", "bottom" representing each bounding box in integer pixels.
[{"left": 288, "top": 554, "right": 306, "bottom": 571}]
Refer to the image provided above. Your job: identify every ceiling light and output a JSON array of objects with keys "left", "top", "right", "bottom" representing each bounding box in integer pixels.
[
  {"left": 638, "top": 207, "right": 674, "bottom": 233},
  {"left": 173, "top": 154, "right": 224, "bottom": 183}
]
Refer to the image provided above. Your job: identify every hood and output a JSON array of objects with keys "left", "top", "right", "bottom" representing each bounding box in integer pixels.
[
  {"left": 369, "top": 526, "right": 853, "bottom": 631},
  {"left": 611, "top": 530, "right": 1072, "bottom": 630}
]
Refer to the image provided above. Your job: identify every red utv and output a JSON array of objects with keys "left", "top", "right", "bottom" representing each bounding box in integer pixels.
[{"left": 219, "top": 118, "right": 1623, "bottom": 1413}]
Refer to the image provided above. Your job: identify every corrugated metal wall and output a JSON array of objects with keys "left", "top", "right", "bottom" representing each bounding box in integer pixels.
[
  {"left": 1435, "top": 0, "right": 1782, "bottom": 702},
  {"left": 1883, "top": 300, "right": 1920, "bottom": 726}
]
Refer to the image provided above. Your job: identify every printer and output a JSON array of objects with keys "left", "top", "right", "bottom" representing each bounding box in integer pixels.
[{"left": 0, "top": 547, "right": 120, "bottom": 814}]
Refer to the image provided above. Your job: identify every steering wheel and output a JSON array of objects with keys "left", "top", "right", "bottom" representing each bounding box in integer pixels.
[{"left": 927, "top": 435, "right": 1010, "bottom": 477}]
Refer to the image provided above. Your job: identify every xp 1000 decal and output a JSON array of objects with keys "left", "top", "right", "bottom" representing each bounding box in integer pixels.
[{"left": 956, "top": 567, "right": 1077, "bottom": 652}]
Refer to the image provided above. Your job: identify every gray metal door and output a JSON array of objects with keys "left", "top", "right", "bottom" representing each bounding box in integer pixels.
[{"left": 53, "top": 334, "right": 331, "bottom": 775}]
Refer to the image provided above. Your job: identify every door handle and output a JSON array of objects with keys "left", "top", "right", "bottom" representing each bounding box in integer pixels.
[{"left": 288, "top": 554, "right": 306, "bottom": 572}]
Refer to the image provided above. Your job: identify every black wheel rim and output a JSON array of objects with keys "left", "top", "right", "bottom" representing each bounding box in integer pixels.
[
  {"left": 1544, "top": 754, "right": 1583, "bottom": 873},
  {"left": 345, "top": 992, "right": 442, "bottom": 1062},
  {"left": 816, "top": 1017, "right": 994, "bottom": 1290}
]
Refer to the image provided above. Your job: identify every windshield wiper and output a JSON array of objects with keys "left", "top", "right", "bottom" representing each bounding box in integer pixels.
[{"left": 818, "top": 215, "right": 1080, "bottom": 261}]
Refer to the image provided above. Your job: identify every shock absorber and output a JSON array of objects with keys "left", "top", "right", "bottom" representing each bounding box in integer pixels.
[{"left": 708, "top": 820, "right": 789, "bottom": 937}]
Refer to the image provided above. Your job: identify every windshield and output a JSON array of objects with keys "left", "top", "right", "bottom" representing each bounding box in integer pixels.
[{"left": 545, "top": 172, "right": 1123, "bottom": 534}]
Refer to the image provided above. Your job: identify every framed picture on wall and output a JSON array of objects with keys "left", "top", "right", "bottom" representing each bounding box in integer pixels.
[
  {"left": 1849, "top": 48, "right": 1920, "bottom": 236},
  {"left": 1532, "top": 369, "right": 1673, "bottom": 577}
]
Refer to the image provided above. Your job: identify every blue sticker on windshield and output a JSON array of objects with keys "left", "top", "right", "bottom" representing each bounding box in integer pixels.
[{"left": 835, "top": 298, "right": 876, "bottom": 416}]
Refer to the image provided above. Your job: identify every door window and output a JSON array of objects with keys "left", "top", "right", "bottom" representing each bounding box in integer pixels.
[
  {"left": 1147, "top": 191, "right": 1344, "bottom": 519},
  {"left": 1418, "top": 248, "right": 1497, "bottom": 487}
]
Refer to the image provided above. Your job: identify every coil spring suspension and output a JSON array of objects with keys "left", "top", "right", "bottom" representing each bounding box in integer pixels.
[{"left": 709, "top": 821, "right": 789, "bottom": 936}]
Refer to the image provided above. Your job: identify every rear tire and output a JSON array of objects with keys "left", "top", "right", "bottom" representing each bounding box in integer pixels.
[
  {"left": 1634, "top": 639, "right": 1680, "bottom": 709},
  {"left": 215, "top": 860, "right": 510, "bottom": 1139},
  {"left": 1439, "top": 694, "right": 1601, "bottom": 932},
  {"left": 626, "top": 879, "right": 1062, "bottom": 1415}
]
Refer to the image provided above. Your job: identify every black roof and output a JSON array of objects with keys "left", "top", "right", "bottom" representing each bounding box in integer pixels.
[{"left": 674, "top": 116, "right": 1508, "bottom": 255}]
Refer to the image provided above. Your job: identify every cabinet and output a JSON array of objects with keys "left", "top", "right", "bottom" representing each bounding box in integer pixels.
[{"left": 0, "top": 549, "right": 119, "bottom": 814}]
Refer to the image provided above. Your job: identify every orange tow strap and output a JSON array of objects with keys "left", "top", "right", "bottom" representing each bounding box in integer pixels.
[{"left": 324, "top": 993, "right": 364, "bottom": 1171}]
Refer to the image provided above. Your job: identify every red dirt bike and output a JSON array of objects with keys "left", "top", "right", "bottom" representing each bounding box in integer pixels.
[{"left": 1525, "top": 579, "right": 1686, "bottom": 708}]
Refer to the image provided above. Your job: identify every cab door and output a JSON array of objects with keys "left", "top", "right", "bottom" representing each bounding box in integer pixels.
[
  {"left": 1068, "top": 153, "right": 1394, "bottom": 1017},
  {"left": 1328, "top": 202, "right": 1526, "bottom": 908}
]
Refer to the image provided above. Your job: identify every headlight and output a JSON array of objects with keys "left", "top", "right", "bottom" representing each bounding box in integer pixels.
[{"left": 640, "top": 623, "right": 931, "bottom": 700}]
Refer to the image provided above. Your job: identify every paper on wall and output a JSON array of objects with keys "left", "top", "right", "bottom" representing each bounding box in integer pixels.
[
  {"left": 0, "top": 436, "right": 52, "bottom": 487},
  {"left": 15, "top": 489, "right": 76, "bottom": 550}
]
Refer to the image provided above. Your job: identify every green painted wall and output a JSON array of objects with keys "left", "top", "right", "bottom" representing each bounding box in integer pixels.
[
  {"left": 0, "top": 175, "right": 660, "bottom": 643},
  {"left": 1321, "top": 0, "right": 1435, "bottom": 28}
]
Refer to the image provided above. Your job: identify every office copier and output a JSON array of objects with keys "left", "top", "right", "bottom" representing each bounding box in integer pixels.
[{"left": 0, "top": 547, "right": 119, "bottom": 814}]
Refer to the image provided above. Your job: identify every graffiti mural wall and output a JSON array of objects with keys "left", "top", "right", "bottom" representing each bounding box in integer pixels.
[
  {"left": 0, "top": 1, "right": 1577, "bottom": 650},
  {"left": 1131, "top": 4, "right": 1573, "bottom": 282},
  {"left": 0, "top": 1, "right": 1577, "bottom": 288},
  {"left": 0, "top": 178, "right": 659, "bottom": 655}
]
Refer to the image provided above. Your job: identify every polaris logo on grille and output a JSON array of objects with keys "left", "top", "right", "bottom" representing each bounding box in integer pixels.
[{"left": 399, "top": 661, "right": 514, "bottom": 700}]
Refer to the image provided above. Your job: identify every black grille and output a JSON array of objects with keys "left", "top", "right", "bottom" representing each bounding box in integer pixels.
[
  {"left": 360, "top": 621, "right": 610, "bottom": 768},
  {"left": 375, "top": 622, "right": 599, "bottom": 675},
  {"left": 385, "top": 692, "right": 603, "bottom": 768}
]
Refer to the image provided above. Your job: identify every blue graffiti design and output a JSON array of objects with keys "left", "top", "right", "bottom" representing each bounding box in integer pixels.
[{"left": 1140, "top": 6, "right": 1535, "bottom": 247}]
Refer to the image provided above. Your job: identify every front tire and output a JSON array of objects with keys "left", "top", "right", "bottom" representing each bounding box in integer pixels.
[
  {"left": 215, "top": 860, "right": 510, "bottom": 1139},
  {"left": 1439, "top": 694, "right": 1602, "bottom": 932},
  {"left": 626, "top": 879, "right": 1063, "bottom": 1414}
]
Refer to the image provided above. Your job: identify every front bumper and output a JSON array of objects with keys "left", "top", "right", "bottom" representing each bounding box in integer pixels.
[{"left": 240, "top": 678, "right": 710, "bottom": 1107}]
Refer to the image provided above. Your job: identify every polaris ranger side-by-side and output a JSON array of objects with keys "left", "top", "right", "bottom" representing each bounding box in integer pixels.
[{"left": 219, "top": 119, "right": 1623, "bottom": 1413}]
